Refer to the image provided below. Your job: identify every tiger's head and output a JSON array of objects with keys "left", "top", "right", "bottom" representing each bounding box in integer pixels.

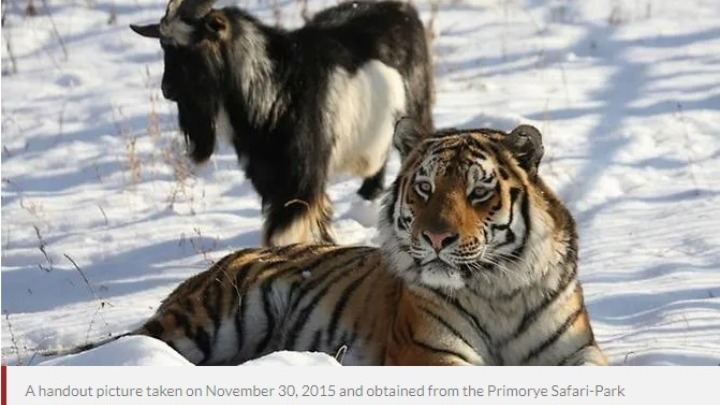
[{"left": 380, "top": 119, "right": 575, "bottom": 295}]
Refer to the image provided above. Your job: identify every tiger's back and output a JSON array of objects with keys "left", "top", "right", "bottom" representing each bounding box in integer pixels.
[{"left": 137, "top": 245, "right": 400, "bottom": 365}]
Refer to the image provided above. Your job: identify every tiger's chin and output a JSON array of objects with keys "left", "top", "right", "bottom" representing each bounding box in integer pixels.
[{"left": 417, "top": 261, "right": 466, "bottom": 290}]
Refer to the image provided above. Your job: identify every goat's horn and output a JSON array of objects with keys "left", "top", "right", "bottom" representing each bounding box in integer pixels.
[
  {"left": 130, "top": 23, "right": 161, "bottom": 38},
  {"left": 166, "top": 0, "right": 218, "bottom": 21}
]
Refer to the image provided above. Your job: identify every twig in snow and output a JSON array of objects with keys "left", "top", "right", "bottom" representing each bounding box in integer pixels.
[
  {"left": 63, "top": 253, "right": 101, "bottom": 302},
  {"left": 189, "top": 227, "right": 218, "bottom": 265},
  {"left": 40, "top": 0, "right": 68, "bottom": 61},
  {"left": 56, "top": 102, "right": 67, "bottom": 144},
  {"left": 113, "top": 105, "right": 141, "bottom": 186},
  {"left": 500, "top": 0, "right": 509, "bottom": 61},
  {"left": 2, "top": 20, "right": 18, "bottom": 74},
  {"left": 2, "top": 228, "right": 11, "bottom": 259},
  {"left": 107, "top": 4, "right": 117, "bottom": 25},
  {"left": 3, "top": 310, "right": 23, "bottom": 365},
  {"left": 270, "top": 0, "right": 282, "bottom": 27},
  {"left": 1, "top": 0, "right": 7, "bottom": 26},
  {"left": 25, "top": 0, "right": 38, "bottom": 16},
  {"left": 676, "top": 102, "right": 702, "bottom": 193},
  {"left": 296, "top": 0, "right": 310, "bottom": 22},
  {"left": 84, "top": 301, "right": 108, "bottom": 345},
  {"left": 64, "top": 253, "right": 113, "bottom": 343},
  {"left": 622, "top": 351, "right": 635, "bottom": 365},
  {"left": 97, "top": 204, "right": 109, "bottom": 225},
  {"left": 33, "top": 225, "right": 53, "bottom": 272},
  {"left": 608, "top": 1, "right": 628, "bottom": 25},
  {"left": 426, "top": 1, "right": 440, "bottom": 44}
]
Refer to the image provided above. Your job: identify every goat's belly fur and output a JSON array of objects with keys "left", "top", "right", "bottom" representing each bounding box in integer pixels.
[
  {"left": 215, "top": 105, "right": 235, "bottom": 145},
  {"left": 326, "top": 60, "right": 406, "bottom": 177}
]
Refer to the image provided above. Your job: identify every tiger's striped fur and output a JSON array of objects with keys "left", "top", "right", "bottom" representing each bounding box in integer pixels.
[
  {"left": 133, "top": 244, "right": 398, "bottom": 365},
  {"left": 50, "top": 122, "right": 606, "bottom": 366}
]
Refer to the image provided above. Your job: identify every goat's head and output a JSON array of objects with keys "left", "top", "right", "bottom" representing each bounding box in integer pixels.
[
  {"left": 130, "top": 0, "right": 230, "bottom": 163},
  {"left": 130, "top": 0, "right": 231, "bottom": 101}
]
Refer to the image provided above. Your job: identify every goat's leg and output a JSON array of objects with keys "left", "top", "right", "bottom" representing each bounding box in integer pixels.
[
  {"left": 357, "top": 160, "right": 386, "bottom": 200},
  {"left": 262, "top": 191, "right": 335, "bottom": 246},
  {"left": 312, "top": 192, "right": 336, "bottom": 244}
]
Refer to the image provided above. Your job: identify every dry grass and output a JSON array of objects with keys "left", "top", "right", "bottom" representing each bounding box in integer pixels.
[
  {"left": 24, "top": 0, "right": 38, "bottom": 17},
  {"left": 296, "top": 0, "right": 310, "bottom": 22},
  {"left": 64, "top": 253, "right": 112, "bottom": 344},
  {"left": 40, "top": 0, "right": 68, "bottom": 60},
  {"left": 1, "top": 0, "right": 18, "bottom": 74},
  {"left": 110, "top": 105, "right": 143, "bottom": 186},
  {"left": 426, "top": 1, "right": 440, "bottom": 44},
  {"left": 145, "top": 67, "right": 162, "bottom": 142},
  {"left": 608, "top": 3, "right": 628, "bottom": 26},
  {"left": 608, "top": 1, "right": 654, "bottom": 25},
  {"left": 3, "top": 310, "right": 25, "bottom": 365},
  {"left": 271, "top": 0, "right": 283, "bottom": 26},
  {"left": 163, "top": 136, "right": 196, "bottom": 212},
  {"left": 178, "top": 227, "right": 219, "bottom": 265},
  {"left": 33, "top": 225, "right": 53, "bottom": 272},
  {"left": 125, "top": 131, "right": 142, "bottom": 185}
]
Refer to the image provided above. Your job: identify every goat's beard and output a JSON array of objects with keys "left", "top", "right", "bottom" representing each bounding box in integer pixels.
[
  {"left": 173, "top": 46, "right": 226, "bottom": 164},
  {"left": 176, "top": 93, "right": 219, "bottom": 164}
]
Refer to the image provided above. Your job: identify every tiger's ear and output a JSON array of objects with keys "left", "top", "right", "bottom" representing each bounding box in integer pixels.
[
  {"left": 393, "top": 117, "right": 423, "bottom": 160},
  {"left": 505, "top": 124, "right": 544, "bottom": 178}
]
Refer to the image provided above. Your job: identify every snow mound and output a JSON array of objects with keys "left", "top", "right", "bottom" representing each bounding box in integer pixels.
[
  {"left": 36, "top": 337, "right": 341, "bottom": 366},
  {"left": 37, "top": 336, "right": 191, "bottom": 366},
  {"left": 240, "top": 351, "right": 342, "bottom": 367}
]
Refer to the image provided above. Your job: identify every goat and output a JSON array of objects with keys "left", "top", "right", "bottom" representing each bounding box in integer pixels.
[{"left": 130, "top": 0, "right": 434, "bottom": 246}]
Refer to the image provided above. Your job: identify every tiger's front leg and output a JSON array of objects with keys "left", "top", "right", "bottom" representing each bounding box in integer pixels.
[
  {"left": 384, "top": 348, "right": 476, "bottom": 366},
  {"left": 562, "top": 344, "right": 609, "bottom": 366},
  {"left": 383, "top": 294, "right": 488, "bottom": 366}
]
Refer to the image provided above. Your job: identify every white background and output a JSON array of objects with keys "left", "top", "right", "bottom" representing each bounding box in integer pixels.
[{"left": 7, "top": 366, "right": 720, "bottom": 404}]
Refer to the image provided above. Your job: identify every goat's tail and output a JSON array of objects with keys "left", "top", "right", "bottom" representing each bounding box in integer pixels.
[{"left": 39, "top": 332, "right": 134, "bottom": 358}]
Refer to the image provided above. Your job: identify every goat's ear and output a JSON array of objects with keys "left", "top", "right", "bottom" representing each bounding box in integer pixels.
[
  {"left": 505, "top": 124, "right": 544, "bottom": 178},
  {"left": 205, "top": 14, "right": 228, "bottom": 36},
  {"left": 130, "top": 23, "right": 161, "bottom": 39},
  {"left": 393, "top": 117, "right": 424, "bottom": 160}
]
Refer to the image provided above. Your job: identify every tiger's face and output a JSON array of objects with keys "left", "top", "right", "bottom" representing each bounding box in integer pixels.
[{"left": 381, "top": 120, "right": 553, "bottom": 292}]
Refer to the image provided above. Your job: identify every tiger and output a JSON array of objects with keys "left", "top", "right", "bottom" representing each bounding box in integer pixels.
[{"left": 45, "top": 119, "right": 607, "bottom": 366}]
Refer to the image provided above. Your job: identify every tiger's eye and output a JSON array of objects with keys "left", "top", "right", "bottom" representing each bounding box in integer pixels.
[
  {"left": 471, "top": 186, "right": 491, "bottom": 200},
  {"left": 417, "top": 181, "right": 432, "bottom": 192},
  {"left": 414, "top": 181, "right": 433, "bottom": 199}
]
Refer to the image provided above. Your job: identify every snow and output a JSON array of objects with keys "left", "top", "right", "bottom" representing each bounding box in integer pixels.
[
  {"left": 239, "top": 351, "right": 341, "bottom": 367},
  {"left": 36, "top": 336, "right": 192, "bottom": 366},
  {"left": 34, "top": 336, "right": 340, "bottom": 366},
  {"left": 2, "top": 0, "right": 720, "bottom": 366}
]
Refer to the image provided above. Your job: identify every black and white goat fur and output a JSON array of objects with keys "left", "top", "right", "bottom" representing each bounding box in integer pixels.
[{"left": 130, "top": 0, "right": 434, "bottom": 246}]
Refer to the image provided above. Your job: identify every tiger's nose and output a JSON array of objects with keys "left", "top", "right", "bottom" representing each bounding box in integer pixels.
[{"left": 422, "top": 230, "right": 459, "bottom": 251}]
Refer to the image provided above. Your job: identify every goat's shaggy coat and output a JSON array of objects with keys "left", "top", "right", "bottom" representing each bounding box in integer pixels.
[{"left": 131, "top": 0, "right": 435, "bottom": 246}]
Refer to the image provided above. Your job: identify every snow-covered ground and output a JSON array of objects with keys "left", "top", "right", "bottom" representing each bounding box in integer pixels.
[
  {"left": 2, "top": 0, "right": 719, "bottom": 366},
  {"left": 35, "top": 335, "right": 341, "bottom": 366}
]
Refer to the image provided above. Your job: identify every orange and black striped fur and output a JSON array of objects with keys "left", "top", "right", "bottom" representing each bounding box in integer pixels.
[{"left": 50, "top": 120, "right": 606, "bottom": 366}]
